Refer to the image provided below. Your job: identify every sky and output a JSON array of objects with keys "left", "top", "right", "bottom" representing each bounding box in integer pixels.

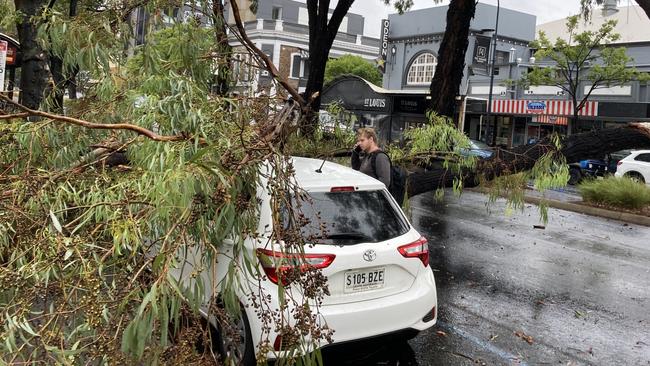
[{"left": 345, "top": 0, "right": 589, "bottom": 37}]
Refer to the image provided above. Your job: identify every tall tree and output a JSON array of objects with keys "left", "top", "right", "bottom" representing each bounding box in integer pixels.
[
  {"left": 427, "top": 0, "right": 475, "bottom": 118},
  {"left": 212, "top": 0, "right": 231, "bottom": 95},
  {"left": 523, "top": 16, "right": 647, "bottom": 134},
  {"left": 14, "top": 0, "right": 49, "bottom": 110}
]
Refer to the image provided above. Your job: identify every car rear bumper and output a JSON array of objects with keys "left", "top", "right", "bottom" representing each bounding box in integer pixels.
[
  {"left": 256, "top": 267, "right": 437, "bottom": 359},
  {"left": 322, "top": 267, "right": 437, "bottom": 343}
]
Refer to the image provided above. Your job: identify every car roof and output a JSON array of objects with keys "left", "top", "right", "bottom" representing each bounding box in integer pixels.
[{"left": 290, "top": 156, "right": 386, "bottom": 192}]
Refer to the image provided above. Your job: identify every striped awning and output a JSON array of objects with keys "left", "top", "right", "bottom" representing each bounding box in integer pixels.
[
  {"left": 531, "top": 115, "right": 568, "bottom": 126},
  {"left": 490, "top": 100, "right": 598, "bottom": 117}
]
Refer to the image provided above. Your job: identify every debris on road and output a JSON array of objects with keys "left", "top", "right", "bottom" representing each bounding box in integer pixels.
[
  {"left": 533, "top": 225, "right": 546, "bottom": 229},
  {"left": 489, "top": 334, "right": 499, "bottom": 342},
  {"left": 436, "top": 330, "right": 448, "bottom": 337},
  {"left": 514, "top": 331, "right": 534, "bottom": 345}
]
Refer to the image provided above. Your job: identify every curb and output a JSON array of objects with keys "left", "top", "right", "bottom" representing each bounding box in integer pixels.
[
  {"left": 467, "top": 188, "right": 650, "bottom": 227},
  {"left": 522, "top": 195, "right": 650, "bottom": 227}
]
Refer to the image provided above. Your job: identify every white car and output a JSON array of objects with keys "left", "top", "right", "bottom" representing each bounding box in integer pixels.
[
  {"left": 614, "top": 150, "right": 650, "bottom": 184},
  {"left": 169, "top": 157, "right": 438, "bottom": 364}
]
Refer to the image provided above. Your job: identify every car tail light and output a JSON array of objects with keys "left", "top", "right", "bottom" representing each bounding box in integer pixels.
[
  {"left": 256, "top": 248, "right": 335, "bottom": 285},
  {"left": 398, "top": 236, "right": 429, "bottom": 267},
  {"left": 617, "top": 161, "right": 623, "bottom": 166},
  {"left": 330, "top": 186, "right": 355, "bottom": 192},
  {"left": 273, "top": 335, "right": 283, "bottom": 351}
]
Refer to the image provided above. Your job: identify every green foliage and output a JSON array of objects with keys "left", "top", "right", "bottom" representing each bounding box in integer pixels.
[
  {"left": 579, "top": 176, "right": 650, "bottom": 209},
  {"left": 0, "top": 11, "right": 327, "bottom": 365},
  {"left": 524, "top": 16, "right": 644, "bottom": 115},
  {"left": 126, "top": 21, "right": 217, "bottom": 92},
  {"left": 324, "top": 55, "right": 382, "bottom": 86}
]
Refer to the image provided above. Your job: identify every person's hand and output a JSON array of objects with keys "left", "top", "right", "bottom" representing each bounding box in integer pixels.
[{"left": 353, "top": 142, "right": 361, "bottom": 153}]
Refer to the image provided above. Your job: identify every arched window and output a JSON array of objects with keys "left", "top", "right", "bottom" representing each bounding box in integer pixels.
[{"left": 406, "top": 53, "right": 437, "bottom": 85}]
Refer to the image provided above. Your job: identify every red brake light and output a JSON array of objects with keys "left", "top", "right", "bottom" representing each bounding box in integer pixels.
[
  {"left": 398, "top": 236, "right": 429, "bottom": 267},
  {"left": 274, "top": 335, "right": 283, "bottom": 351},
  {"left": 617, "top": 161, "right": 623, "bottom": 166},
  {"left": 256, "top": 248, "right": 335, "bottom": 285},
  {"left": 330, "top": 186, "right": 355, "bottom": 192}
]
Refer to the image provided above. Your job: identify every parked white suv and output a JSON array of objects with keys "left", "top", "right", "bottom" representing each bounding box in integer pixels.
[
  {"left": 168, "top": 157, "right": 438, "bottom": 364},
  {"left": 614, "top": 150, "right": 650, "bottom": 184}
]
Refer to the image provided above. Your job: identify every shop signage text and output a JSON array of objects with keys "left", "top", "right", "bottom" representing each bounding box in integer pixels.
[
  {"left": 364, "top": 98, "right": 387, "bottom": 108},
  {"left": 526, "top": 101, "right": 546, "bottom": 113},
  {"left": 377, "top": 19, "right": 390, "bottom": 74}
]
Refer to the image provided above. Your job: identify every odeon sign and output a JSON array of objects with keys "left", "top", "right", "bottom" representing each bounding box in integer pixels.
[{"left": 526, "top": 101, "right": 546, "bottom": 112}]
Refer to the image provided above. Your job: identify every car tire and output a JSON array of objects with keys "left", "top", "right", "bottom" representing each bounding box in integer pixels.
[
  {"left": 215, "top": 308, "right": 256, "bottom": 366},
  {"left": 568, "top": 167, "right": 582, "bottom": 185},
  {"left": 625, "top": 171, "right": 646, "bottom": 184}
]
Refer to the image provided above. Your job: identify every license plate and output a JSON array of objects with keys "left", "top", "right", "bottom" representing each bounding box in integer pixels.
[{"left": 344, "top": 267, "right": 385, "bottom": 293}]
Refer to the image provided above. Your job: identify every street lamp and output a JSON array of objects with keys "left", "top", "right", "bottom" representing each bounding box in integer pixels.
[{"left": 487, "top": 0, "right": 500, "bottom": 146}]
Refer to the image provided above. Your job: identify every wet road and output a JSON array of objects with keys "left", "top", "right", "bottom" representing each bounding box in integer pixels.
[{"left": 323, "top": 191, "right": 650, "bottom": 365}]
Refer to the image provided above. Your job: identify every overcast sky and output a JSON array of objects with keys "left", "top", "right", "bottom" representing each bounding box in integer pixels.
[{"left": 343, "top": 0, "right": 588, "bottom": 37}]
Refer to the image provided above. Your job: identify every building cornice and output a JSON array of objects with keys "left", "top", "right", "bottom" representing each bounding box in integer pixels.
[{"left": 232, "top": 29, "right": 379, "bottom": 56}]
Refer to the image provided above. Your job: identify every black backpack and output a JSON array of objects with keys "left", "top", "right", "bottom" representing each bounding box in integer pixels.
[{"left": 370, "top": 151, "right": 408, "bottom": 206}]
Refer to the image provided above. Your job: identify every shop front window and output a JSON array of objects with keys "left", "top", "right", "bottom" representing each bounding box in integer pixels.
[{"left": 495, "top": 116, "right": 512, "bottom": 148}]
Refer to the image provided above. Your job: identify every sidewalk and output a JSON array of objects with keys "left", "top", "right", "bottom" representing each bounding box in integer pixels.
[{"left": 473, "top": 185, "right": 650, "bottom": 227}]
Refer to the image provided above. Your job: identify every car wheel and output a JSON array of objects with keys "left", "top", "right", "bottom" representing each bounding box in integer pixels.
[
  {"left": 568, "top": 167, "right": 582, "bottom": 185},
  {"left": 215, "top": 308, "right": 256, "bottom": 366},
  {"left": 625, "top": 172, "right": 646, "bottom": 184}
]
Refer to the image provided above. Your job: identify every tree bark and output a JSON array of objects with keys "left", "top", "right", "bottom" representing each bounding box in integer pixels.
[
  {"left": 15, "top": 0, "right": 50, "bottom": 110},
  {"left": 303, "top": 0, "right": 354, "bottom": 136},
  {"left": 213, "top": 0, "right": 231, "bottom": 95},
  {"left": 427, "top": 0, "right": 475, "bottom": 118},
  {"left": 48, "top": 53, "right": 65, "bottom": 113},
  {"left": 406, "top": 122, "right": 650, "bottom": 197}
]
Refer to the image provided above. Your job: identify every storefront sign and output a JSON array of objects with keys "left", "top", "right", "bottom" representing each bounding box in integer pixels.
[
  {"left": 377, "top": 19, "right": 390, "bottom": 74},
  {"left": 395, "top": 96, "right": 427, "bottom": 114},
  {"left": 491, "top": 99, "right": 598, "bottom": 117},
  {"left": 472, "top": 36, "right": 491, "bottom": 75},
  {"left": 526, "top": 101, "right": 546, "bottom": 113},
  {"left": 363, "top": 98, "right": 387, "bottom": 108},
  {"left": 0, "top": 41, "right": 7, "bottom": 92}
]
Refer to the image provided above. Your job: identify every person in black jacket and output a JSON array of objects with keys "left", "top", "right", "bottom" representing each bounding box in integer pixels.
[{"left": 351, "top": 128, "right": 391, "bottom": 188}]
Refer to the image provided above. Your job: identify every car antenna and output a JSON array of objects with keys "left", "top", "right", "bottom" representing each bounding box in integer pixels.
[{"left": 315, "top": 157, "right": 328, "bottom": 173}]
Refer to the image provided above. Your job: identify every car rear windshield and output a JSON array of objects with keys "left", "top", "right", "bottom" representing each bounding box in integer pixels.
[{"left": 283, "top": 190, "right": 410, "bottom": 245}]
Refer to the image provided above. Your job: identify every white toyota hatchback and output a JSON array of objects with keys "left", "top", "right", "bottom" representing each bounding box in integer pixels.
[
  {"left": 170, "top": 157, "right": 438, "bottom": 363},
  {"left": 614, "top": 150, "right": 650, "bottom": 184}
]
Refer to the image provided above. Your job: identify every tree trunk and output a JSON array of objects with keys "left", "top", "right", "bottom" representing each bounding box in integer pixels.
[
  {"left": 47, "top": 53, "right": 65, "bottom": 113},
  {"left": 302, "top": 0, "right": 354, "bottom": 136},
  {"left": 15, "top": 0, "right": 49, "bottom": 110},
  {"left": 66, "top": 0, "right": 79, "bottom": 100},
  {"left": 406, "top": 122, "right": 650, "bottom": 197},
  {"left": 427, "top": 0, "right": 476, "bottom": 118},
  {"left": 213, "top": 0, "right": 231, "bottom": 95}
]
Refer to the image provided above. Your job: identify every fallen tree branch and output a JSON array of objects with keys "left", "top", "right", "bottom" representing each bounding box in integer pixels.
[
  {"left": 0, "top": 112, "right": 30, "bottom": 120},
  {"left": 0, "top": 95, "right": 205, "bottom": 143},
  {"left": 407, "top": 122, "right": 650, "bottom": 197}
]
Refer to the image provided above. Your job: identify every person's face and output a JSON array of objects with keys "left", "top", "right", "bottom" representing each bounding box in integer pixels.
[{"left": 357, "top": 134, "right": 375, "bottom": 152}]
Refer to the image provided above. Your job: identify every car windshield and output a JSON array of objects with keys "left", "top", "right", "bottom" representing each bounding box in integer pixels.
[{"left": 282, "top": 190, "right": 410, "bottom": 245}]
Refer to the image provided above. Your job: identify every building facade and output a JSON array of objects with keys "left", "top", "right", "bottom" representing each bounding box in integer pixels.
[
  {"left": 381, "top": 2, "right": 650, "bottom": 147},
  {"left": 226, "top": 0, "right": 379, "bottom": 95}
]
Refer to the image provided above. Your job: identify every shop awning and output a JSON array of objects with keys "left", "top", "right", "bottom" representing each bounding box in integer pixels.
[{"left": 491, "top": 100, "right": 598, "bottom": 117}]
